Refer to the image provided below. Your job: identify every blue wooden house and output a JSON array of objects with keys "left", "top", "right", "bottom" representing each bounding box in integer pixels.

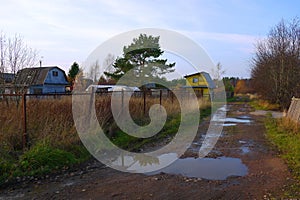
[{"left": 15, "top": 66, "right": 69, "bottom": 94}]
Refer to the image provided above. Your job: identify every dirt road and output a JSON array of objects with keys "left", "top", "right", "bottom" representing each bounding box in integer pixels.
[{"left": 0, "top": 103, "right": 295, "bottom": 199}]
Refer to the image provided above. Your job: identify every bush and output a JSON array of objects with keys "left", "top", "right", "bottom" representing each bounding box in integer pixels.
[{"left": 19, "top": 143, "right": 77, "bottom": 175}]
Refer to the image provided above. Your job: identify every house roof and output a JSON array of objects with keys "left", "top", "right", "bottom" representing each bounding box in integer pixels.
[
  {"left": 15, "top": 66, "right": 67, "bottom": 86},
  {"left": 184, "top": 71, "right": 216, "bottom": 89}
]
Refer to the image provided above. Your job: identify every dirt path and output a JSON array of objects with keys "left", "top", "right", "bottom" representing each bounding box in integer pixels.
[{"left": 0, "top": 103, "right": 295, "bottom": 199}]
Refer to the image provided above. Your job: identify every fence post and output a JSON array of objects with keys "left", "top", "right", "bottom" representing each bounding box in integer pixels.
[
  {"left": 159, "top": 90, "right": 162, "bottom": 106},
  {"left": 88, "top": 87, "right": 95, "bottom": 122},
  {"left": 143, "top": 90, "right": 146, "bottom": 115},
  {"left": 5, "top": 95, "right": 9, "bottom": 107},
  {"left": 121, "top": 90, "right": 124, "bottom": 110},
  {"left": 22, "top": 94, "right": 29, "bottom": 150}
]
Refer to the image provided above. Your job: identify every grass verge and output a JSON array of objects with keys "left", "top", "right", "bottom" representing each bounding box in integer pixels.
[
  {"left": 265, "top": 115, "right": 300, "bottom": 198},
  {"left": 0, "top": 143, "right": 91, "bottom": 186},
  {"left": 250, "top": 99, "right": 280, "bottom": 111}
]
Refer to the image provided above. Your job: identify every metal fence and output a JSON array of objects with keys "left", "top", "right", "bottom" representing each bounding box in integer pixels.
[
  {"left": 287, "top": 97, "right": 300, "bottom": 123},
  {"left": 0, "top": 89, "right": 209, "bottom": 150}
]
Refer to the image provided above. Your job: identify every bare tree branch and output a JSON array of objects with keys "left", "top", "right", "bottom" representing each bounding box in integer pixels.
[
  {"left": 251, "top": 18, "right": 300, "bottom": 110},
  {"left": 7, "top": 34, "right": 37, "bottom": 75}
]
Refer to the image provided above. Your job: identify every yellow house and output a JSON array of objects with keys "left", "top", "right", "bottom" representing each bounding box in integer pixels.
[{"left": 183, "top": 71, "right": 216, "bottom": 98}]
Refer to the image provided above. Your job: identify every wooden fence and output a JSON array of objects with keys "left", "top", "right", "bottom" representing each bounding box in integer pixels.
[{"left": 287, "top": 97, "right": 300, "bottom": 123}]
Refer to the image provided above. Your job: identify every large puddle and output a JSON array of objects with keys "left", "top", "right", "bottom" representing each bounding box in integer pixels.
[
  {"left": 148, "top": 155, "right": 248, "bottom": 180},
  {"left": 110, "top": 105, "right": 249, "bottom": 180}
]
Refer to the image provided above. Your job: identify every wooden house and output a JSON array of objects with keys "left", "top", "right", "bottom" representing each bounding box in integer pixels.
[
  {"left": 183, "top": 71, "right": 216, "bottom": 98},
  {"left": 15, "top": 66, "right": 69, "bottom": 94}
]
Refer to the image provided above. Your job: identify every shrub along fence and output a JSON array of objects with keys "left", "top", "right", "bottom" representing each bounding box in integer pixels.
[{"left": 287, "top": 97, "right": 300, "bottom": 123}]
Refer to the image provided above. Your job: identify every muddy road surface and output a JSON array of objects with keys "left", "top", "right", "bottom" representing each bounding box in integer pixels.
[{"left": 0, "top": 103, "right": 295, "bottom": 199}]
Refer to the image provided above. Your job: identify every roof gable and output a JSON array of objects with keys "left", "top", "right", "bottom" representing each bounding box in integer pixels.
[{"left": 184, "top": 71, "right": 216, "bottom": 89}]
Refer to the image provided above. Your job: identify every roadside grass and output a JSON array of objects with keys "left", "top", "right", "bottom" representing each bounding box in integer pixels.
[
  {"left": 0, "top": 143, "right": 90, "bottom": 186},
  {"left": 265, "top": 115, "right": 300, "bottom": 198},
  {"left": 250, "top": 99, "right": 280, "bottom": 111}
]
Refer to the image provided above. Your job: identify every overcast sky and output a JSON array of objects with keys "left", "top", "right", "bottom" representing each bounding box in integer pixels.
[{"left": 1, "top": 0, "right": 299, "bottom": 78}]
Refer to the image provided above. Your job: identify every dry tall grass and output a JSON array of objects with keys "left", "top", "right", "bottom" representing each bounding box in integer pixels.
[
  {"left": 278, "top": 117, "right": 300, "bottom": 135},
  {"left": 0, "top": 93, "right": 210, "bottom": 153}
]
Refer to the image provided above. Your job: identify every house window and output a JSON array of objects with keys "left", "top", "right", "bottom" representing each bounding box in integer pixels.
[
  {"left": 52, "top": 71, "right": 58, "bottom": 76},
  {"left": 192, "top": 78, "right": 198, "bottom": 83}
]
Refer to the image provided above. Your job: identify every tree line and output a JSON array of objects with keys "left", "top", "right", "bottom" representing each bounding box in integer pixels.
[{"left": 251, "top": 17, "right": 300, "bottom": 110}]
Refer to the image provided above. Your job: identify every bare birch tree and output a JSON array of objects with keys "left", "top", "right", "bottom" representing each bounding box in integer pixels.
[
  {"left": 102, "top": 53, "right": 115, "bottom": 79},
  {"left": 0, "top": 32, "right": 6, "bottom": 74},
  {"left": 211, "top": 62, "right": 225, "bottom": 88},
  {"left": 89, "top": 60, "right": 100, "bottom": 82},
  {"left": 7, "top": 34, "right": 37, "bottom": 75},
  {"left": 0, "top": 32, "right": 6, "bottom": 93}
]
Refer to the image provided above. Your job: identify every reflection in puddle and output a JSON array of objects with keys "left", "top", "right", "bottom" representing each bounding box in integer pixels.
[
  {"left": 112, "top": 153, "right": 174, "bottom": 173},
  {"left": 150, "top": 156, "right": 248, "bottom": 180}
]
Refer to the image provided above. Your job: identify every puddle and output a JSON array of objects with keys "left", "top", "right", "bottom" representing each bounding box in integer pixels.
[
  {"left": 236, "top": 115, "right": 252, "bottom": 120},
  {"left": 238, "top": 140, "right": 253, "bottom": 154},
  {"left": 201, "top": 133, "right": 223, "bottom": 138},
  {"left": 62, "top": 181, "right": 75, "bottom": 187},
  {"left": 218, "top": 105, "right": 230, "bottom": 112},
  {"left": 150, "top": 156, "right": 248, "bottom": 180},
  {"left": 192, "top": 142, "right": 202, "bottom": 146},
  {"left": 223, "top": 123, "right": 237, "bottom": 127},
  {"left": 224, "top": 117, "right": 251, "bottom": 124},
  {"left": 113, "top": 152, "right": 248, "bottom": 180},
  {"left": 240, "top": 146, "right": 250, "bottom": 154}
]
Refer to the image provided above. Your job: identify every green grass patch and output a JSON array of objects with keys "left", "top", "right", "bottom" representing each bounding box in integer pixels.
[
  {"left": 265, "top": 116, "right": 300, "bottom": 198},
  {"left": 250, "top": 99, "right": 280, "bottom": 111},
  {"left": 226, "top": 96, "right": 239, "bottom": 102},
  {"left": 18, "top": 143, "right": 77, "bottom": 176},
  {"left": 111, "top": 114, "right": 181, "bottom": 151},
  {"left": 111, "top": 107, "right": 211, "bottom": 152},
  {"left": 0, "top": 143, "right": 91, "bottom": 186}
]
